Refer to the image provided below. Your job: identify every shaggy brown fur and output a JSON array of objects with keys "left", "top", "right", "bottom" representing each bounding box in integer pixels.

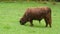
[{"left": 20, "top": 7, "right": 52, "bottom": 27}]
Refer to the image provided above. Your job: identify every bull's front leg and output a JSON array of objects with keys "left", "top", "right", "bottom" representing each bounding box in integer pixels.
[{"left": 30, "top": 20, "right": 33, "bottom": 26}]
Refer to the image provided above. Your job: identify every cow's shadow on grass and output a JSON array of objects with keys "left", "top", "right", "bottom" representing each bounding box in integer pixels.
[
  {"left": 24, "top": 24, "right": 46, "bottom": 28},
  {"left": 33, "top": 25, "right": 46, "bottom": 28}
]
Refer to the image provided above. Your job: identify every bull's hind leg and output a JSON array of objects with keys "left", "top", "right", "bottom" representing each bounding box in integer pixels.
[
  {"left": 48, "top": 13, "right": 51, "bottom": 27},
  {"left": 45, "top": 13, "right": 51, "bottom": 27},
  {"left": 44, "top": 18, "right": 49, "bottom": 27}
]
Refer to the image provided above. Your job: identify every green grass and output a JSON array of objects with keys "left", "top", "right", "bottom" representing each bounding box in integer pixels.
[{"left": 0, "top": 2, "right": 60, "bottom": 34}]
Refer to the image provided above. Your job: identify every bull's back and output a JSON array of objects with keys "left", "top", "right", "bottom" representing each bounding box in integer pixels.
[
  {"left": 25, "top": 7, "right": 51, "bottom": 20},
  {"left": 29, "top": 7, "right": 51, "bottom": 16}
]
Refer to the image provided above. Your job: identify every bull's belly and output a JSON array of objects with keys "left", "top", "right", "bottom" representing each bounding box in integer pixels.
[{"left": 32, "top": 16, "right": 43, "bottom": 20}]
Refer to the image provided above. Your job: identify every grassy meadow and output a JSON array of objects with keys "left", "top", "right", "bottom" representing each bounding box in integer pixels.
[{"left": 0, "top": 1, "right": 60, "bottom": 34}]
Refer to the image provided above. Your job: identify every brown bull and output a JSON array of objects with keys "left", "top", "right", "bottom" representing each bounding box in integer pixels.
[{"left": 20, "top": 7, "right": 52, "bottom": 27}]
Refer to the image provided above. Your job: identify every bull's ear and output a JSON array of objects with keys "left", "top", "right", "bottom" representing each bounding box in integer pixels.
[
  {"left": 27, "top": 14, "right": 31, "bottom": 18},
  {"left": 25, "top": 13, "right": 31, "bottom": 19}
]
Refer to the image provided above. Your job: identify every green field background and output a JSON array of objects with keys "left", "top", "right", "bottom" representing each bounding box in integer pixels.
[{"left": 0, "top": 2, "right": 60, "bottom": 34}]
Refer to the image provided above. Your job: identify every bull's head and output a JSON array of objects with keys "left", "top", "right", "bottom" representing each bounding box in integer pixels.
[{"left": 20, "top": 17, "right": 27, "bottom": 25}]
